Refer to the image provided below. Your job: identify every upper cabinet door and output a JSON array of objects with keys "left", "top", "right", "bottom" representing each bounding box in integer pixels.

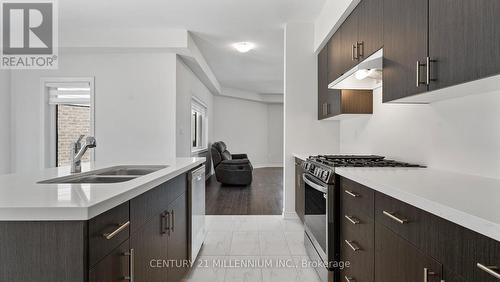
[
  {"left": 428, "top": 0, "right": 500, "bottom": 91},
  {"left": 339, "top": 9, "right": 360, "bottom": 73},
  {"left": 327, "top": 30, "right": 343, "bottom": 84},
  {"left": 357, "top": 0, "right": 383, "bottom": 60},
  {"left": 382, "top": 0, "right": 428, "bottom": 103},
  {"left": 319, "top": 45, "right": 341, "bottom": 120}
]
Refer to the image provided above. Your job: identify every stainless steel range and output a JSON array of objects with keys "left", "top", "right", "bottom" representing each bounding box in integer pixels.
[{"left": 302, "top": 155, "right": 423, "bottom": 282}]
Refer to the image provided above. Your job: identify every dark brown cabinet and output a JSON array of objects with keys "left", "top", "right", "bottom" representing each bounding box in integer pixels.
[
  {"left": 166, "top": 193, "right": 189, "bottom": 282},
  {"left": 357, "top": 0, "right": 383, "bottom": 60},
  {"left": 375, "top": 223, "right": 443, "bottom": 282},
  {"left": 339, "top": 9, "right": 360, "bottom": 74},
  {"left": 130, "top": 213, "right": 169, "bottom": 282},
  {"left": 295, "top": 158, "right": 305, "bottom": 222},
  {"left": 89, "top": 240, "right": 130, "bottom": 282},
  {"left": 382, "top": 0, "right": 428, "bottom": 102},
  {"left": 428, "top": 0, "right": 500, "bottom": 91},
  {"left": 318, "top": 46, "right": 341, "bottom": 119},
  {"left": 327, "top": 31, "right": 343, "bottom": 84}
]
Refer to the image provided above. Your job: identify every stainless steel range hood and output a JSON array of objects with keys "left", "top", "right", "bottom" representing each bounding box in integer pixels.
[{"left": 328, "top": 49, "right": 383, "bottom": 90}]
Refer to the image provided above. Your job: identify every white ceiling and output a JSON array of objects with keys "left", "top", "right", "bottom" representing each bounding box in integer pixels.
[{"left": 59, "top": 0, "right": 326, "bottom": 95}]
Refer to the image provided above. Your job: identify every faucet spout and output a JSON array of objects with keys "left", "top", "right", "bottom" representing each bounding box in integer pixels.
[{"left": 71, "top": 136, "right": 96, "bottom": 173}]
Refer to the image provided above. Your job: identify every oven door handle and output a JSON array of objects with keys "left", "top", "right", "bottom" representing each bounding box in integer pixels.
[{"left": 302, "top": 174, "right": 328, "bottom": 194}]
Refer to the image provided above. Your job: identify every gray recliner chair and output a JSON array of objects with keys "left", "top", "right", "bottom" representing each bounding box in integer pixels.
[{"left": 211, "top": 141, "right": 253, "bottom": 185}]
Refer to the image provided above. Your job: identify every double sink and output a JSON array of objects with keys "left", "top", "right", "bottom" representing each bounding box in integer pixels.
[{"left": 38, "top": 165, "right": 168, "bottom": 184}]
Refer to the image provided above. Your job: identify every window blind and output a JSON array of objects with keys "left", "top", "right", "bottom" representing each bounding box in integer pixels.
[{"left": 48, "top": 82, "right": 91, "bottom": 106}]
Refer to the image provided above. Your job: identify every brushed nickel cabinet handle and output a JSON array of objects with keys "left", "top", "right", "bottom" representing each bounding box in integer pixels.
[
  {"left": 357, "top": 41, "right": 364, "bottom": 58},
  {"left": 103, "top": 221, "right": 130, "bottom": 240},
  {"left": 424, "top": 268, "right": 436, "bottom": 282},
  {"left": 383, "top": 211, "right": 408, "bottom": 224},
  {"left": 345, "top": 215, "right": 360, "bottom": 225},
  {"left": 170, "top": 209, "right": 175, "bottom": 233},
  {"left": 345, "top": 190, "right": 360, "bottom": 198},
  {"left": 123, "top": 248, "right": 135, "bottom": 282},
  {"left": 352, "top": 44, "right": 358, "bottom": 61},
  {"left": 344, "top": 240, "right": 361, "bottom": 252},
  {"left": 477, "top": 263, "right": 500, "bottom": 279},
  {"left": 160, "top": 212, "right": 167, "bottom": 235},
  {"left": 345, "top": 276, "right": 355, "bottom": 282},
  {"left": 426, "top": 57, "right": 437, "bottom": 85},
  {"left": 416, "top": 60, "right": 426, "bottom": 87}
]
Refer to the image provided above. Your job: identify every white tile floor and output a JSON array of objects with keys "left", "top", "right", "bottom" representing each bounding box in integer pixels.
[{"left": 183, "top": 215, "right": 322, "bottom": 282}]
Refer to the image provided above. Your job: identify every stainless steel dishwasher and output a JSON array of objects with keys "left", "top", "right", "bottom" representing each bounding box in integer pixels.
[{"left": 188, "top": 165, "right": 206, "bottom": 262}]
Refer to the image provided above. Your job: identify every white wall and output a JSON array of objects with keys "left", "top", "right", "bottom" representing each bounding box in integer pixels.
[
  {"left": 284, "top": 22, "right": 340, "bottom": 217},
  {"left": 0, "top": 71, "right": 11, "bottom": 174},
  {"left": 10, "top": 52, "right": 177, "bottom": 173},
  {"left": 267, "top": 104, "right": 284, "bottom": 164},
  {"left": 176, "top": 56, "right": 214, "bottom": 161},
  {"left": 212, "top": 95, "right": 284, "bottom": 167},
  {"left": 340, "top": 87, "right": 500, "bottom": 179}
]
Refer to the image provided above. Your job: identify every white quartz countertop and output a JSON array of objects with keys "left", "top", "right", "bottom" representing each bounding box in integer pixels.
[
  {"left": 335, "top": 167, "right": 500, "bottom": 242},
  {"left": 0, "top": 158, "right": 205, "bottom": 221}
]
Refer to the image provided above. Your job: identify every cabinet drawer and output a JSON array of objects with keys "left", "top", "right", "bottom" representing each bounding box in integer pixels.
[
  {"left": 341, "top": 215, "right": 374, "bottom": 282},
  {"left": 374, "top": 192, "right": 439, "bottom": 256},
  {"left": 89, "top": 202, "right": 130, "bottom": 267},
  {"left": 130, "top": 174, "right": 187, "bottom": 233},
  {"left": 89, "top": 239, "right": 130, "bottom": 282},
  {"left": 474, "top": 233, "right": 500, "bottom": 282},
  {"left": 341, "top": 177, "right": 374, "bottom": 218}
]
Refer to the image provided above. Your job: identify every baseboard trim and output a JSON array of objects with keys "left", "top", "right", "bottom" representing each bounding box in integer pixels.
[
  {"left": 282, "top": 211, "right": 299, "bottom": 220},
  {"left": 253, "top": 163, "right": 284, "bottom": 169}
]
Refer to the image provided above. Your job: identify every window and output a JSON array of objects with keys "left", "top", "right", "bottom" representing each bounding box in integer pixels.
[
  {"left": 191, "top": 98, "right": 208, "bottom": 152},
  {"left": 42, "top": 79, "right": 95, "bottom": 168}
]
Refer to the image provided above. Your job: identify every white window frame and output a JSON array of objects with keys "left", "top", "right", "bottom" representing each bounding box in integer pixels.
[
  {"left": 40, "top": 77, "right": 95, "bottom": 168},
  {"left": 191, "top": 96, "right": 208, "bottom": 154}
]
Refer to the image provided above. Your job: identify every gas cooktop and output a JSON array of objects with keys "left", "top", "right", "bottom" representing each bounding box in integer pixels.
[
  {"left": 303, "top": 155, "right": 424, "bottom": 184},
  {"left": 310, "top": 155, "right": 424, "bottom": 168}
]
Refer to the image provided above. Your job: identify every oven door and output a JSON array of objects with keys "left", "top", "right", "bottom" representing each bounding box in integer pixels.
[{"left": 303, "top": 173, "right": 329, "bottom": 261}]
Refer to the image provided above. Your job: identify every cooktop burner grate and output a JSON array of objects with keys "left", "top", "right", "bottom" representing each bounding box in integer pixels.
[{"left": 308, "top": 155, "right": 424, "bottom": 168}]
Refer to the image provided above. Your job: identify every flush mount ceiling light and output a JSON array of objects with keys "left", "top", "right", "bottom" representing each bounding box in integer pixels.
[{"left": 232, "top": 42, "right": 255, "bottom": 53}]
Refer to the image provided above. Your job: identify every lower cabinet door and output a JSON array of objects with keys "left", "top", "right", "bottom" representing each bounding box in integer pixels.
[
  {"left": 89, "top": 239, "right": 130, "bottom": 282},
  {"left": 375, "top": 223, "right": 442, "bottom": 282},
  {"left": 130, "top": 213, "right": 168, "bottom": 282},
  {"left": 167, "top": 193, "right": 189, "bottom": 282},
  {"left": 295, "top": 161, "right": 305, "bottom": 222},
  {"left": 474, "top": 233, "right": 500, "bottom": 282}
]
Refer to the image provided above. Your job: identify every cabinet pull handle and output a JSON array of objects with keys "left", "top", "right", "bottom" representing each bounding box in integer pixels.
[
  {"left": 345, "top": 276, "right": 355, "bottom": 282},
  {"left": 383, "top": 211, "right": 408, "bottom": 224},
  {"left": 345, "top": 190, "right": 360, "bottom": 198},
  {"left": 352, "top": 44, "right": 358, "bottom": 61},
  {"left": 477, "top": 263, "right": 500, "bottom": 279},
  {"left": 416, "top": 60, "right": 426, "bottom": 87},
  {"left": 426, "top": 57, "right": 437, "bottom": 85},
  {"left": 170, "top": 209, "right": 175, "bottom": 233},
  {"left": 424, "top": 268, "right": 436, "bottom": 282},
  {"left": 344, "top": 240, "right": 361, "bottom": 252},
  {"left": 357, "top": 41, "right": 364, "bottom": 58},
  {"left": 160, "top": 212, "right": 167, "bottom": 235},
  {"left": 103, "top": 221, "right": 130, "bottom": 240},
  {"left": 345, "top": 215, "right": 360, "bottom": 225},
  {"left": 123, "top": 248, "right": 135, "bottom": 282}
]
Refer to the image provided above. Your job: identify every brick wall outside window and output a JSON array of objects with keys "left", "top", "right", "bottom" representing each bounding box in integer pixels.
[{"left": 57, "top": 105, "right": 91, "bottom": 166}]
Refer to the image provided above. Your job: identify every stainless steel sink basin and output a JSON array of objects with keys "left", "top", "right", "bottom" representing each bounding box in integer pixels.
[
  {"left": 37, "top": 165, "right": 168, "bottom": 184},
  {"left": 96, "top": 165, "right": 168, "bottom": 176},
  {"left": 42, "top": 175, "right": 137, "bottom": 184}
]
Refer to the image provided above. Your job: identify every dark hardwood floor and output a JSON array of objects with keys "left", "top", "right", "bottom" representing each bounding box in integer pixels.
[{"left": 206, "top": 167, "right": 283, "bottom": 215}]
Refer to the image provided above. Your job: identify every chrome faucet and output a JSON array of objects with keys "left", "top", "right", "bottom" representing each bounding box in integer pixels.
[{"left": 70, "top": 135, "right": 96, "bottom": 173}]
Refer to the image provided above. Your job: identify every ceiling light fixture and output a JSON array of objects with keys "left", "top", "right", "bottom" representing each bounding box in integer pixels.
[{"left": 232, "top": 42, "right": 255, "bottom": 53}]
